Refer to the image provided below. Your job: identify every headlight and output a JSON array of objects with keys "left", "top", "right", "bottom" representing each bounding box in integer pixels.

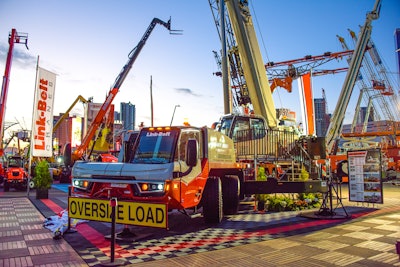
[
  {"left": 73, "top": 179, "right": 89, "bottom": 189},
  {"left": 139, "top": 182, "right": 164, "bottom": 192}
]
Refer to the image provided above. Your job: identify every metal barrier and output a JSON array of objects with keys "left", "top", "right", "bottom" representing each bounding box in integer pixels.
[
  {"left": 234, "top": 129, "right": 325, "bottom": 180},
  {"left": 234, "top": 128, "right": 298, "bottom": 161}
]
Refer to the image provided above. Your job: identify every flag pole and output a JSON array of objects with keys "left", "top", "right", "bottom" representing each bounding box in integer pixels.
[{"left": 27, "top": 56, "right": 39, "bottom": 196}]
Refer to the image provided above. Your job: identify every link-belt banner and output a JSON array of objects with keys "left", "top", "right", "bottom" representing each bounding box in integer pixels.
[{"left": 32, "top": 67, "right": 56, "bottom": 157}]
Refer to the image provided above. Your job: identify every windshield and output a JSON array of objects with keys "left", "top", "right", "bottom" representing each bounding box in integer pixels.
[
  {"left": 8, "top": 157, "right": 22, "bottom": 167},
  {"left": 132, "top": 129, "right": 179, "bottom": 164},
  {"left": 219, "top": 117, "right": 233, "bottom": 137},
  {"left": 219, "top": 116, "right": 266, "bottom": 141}
]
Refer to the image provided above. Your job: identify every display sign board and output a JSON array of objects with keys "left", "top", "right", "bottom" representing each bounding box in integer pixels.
[
  {"left": 68, "top": 197, "right": 168, "bottom": 228},
  {"left": 348, "top": 148, "right": 383, "bottom": 204}
]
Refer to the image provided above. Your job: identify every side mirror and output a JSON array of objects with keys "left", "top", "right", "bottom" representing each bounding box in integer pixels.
[
  {"left": 121, "top": 131, "right": 139, "bottom": 163},
  {"left": 211, "top": 122, "right": 220, "bottom": 130},
  {"left": 186, "top": 139, "right": 198, "bottom": 167}
]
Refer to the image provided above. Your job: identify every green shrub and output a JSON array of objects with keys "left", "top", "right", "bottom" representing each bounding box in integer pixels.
[
  {"left": 265, "top": 193, "right": 321, "bottom": 212},
  {"left": 255, "top": 167, "right": 268, "bottom": 202},
  {"left": 299, "top": 166, "right": 309, "bottom": 181},
  {"left": 33, "top": 160, "right": 53, "bottom": 189}
]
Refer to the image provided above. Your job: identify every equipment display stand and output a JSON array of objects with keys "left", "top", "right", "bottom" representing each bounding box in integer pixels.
[
  {"left": 301, "top": 177, "right": 350, "bottom": 219},
  {"left": 316, "top": 177, "right": 349, "bottom": 218}
]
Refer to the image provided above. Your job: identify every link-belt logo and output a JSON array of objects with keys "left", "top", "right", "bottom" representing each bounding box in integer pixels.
[
  {"left": 34, "top": 78, "right": 52, "bottom": 151},
  {"left": 146, "top": 132, "right": 171, "bottom": 137}
]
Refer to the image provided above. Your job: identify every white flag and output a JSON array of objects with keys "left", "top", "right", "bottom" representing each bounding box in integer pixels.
[{"left": 31, "top": 67, "right": 56, "bottom": 157}]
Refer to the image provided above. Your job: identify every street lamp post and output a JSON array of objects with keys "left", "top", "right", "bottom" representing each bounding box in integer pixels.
[{"left": 170, "top": 105, "right": 180, "bottom": 126}]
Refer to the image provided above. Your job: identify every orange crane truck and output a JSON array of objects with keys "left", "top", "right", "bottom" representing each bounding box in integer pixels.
[
  {"left": 70, "top": 126, "right": 327, "bottom": 227},
  {"left": 71, "top": 126, "right": 243, "bottom": 224}
]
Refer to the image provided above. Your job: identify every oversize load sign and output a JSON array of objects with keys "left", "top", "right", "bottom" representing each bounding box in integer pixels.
[{"left": 68, "top": 197, "right": 167, "bottom": 228}]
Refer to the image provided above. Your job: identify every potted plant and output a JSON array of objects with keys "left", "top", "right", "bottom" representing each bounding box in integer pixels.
[{"left": 33, "top": 160, "right": 53, "bottom": 199}]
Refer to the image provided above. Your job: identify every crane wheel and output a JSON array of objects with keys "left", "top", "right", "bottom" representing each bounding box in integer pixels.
[
  {"left": 202, "top": 176, "right": 223, "bottom": 224},
  {"left": 222, "top": 175, "right": 240, "bottom": 215}
]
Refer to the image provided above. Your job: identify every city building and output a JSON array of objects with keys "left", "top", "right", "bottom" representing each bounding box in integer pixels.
[
  {"left": 52, "top": 114, "right": 76, "bottom": 156},
  {"left": 358, "top": 106, "right": 375, "bottom": 124},
  {"left": 120, "top": 102, "right": 136, "bottom": 131},
  {"left": 314, "top": 97, "right": 330, "bottom": 137}
]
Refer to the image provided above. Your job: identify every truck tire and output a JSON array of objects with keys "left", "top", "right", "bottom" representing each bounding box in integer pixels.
[
  {"left": 222, "top": 175, "right": 240, "bottom": 215},
  {"left": 4, "top": 181, "right": 9, "bottom": 192},
  {"left": 202, "top": 176, "right": 223, "bottom": 224}
]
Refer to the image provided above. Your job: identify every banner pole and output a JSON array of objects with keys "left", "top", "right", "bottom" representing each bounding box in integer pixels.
[{"left": 27, "top": 56, "right": 39, "bottom": 197}]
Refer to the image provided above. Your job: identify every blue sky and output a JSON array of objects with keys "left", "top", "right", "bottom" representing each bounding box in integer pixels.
[{"left": 0, "top": 0, "right": 399, "bottom": 137}]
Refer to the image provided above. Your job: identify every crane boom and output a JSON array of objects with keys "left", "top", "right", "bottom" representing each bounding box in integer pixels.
[
  {"left": 72, "top": 18, "right": 172, "bottom": 161},
  {"left": 53, "top": 95, "right": 88, "bottom": 133},
  {"left": 224, "top": 0, "right": 276, "bottom": 128},
  {"left": 325, "top": 0, "right": 381, "bottom": 154},
  {"left": 0, "top": 29, "right": 28, "bottom": 155}
]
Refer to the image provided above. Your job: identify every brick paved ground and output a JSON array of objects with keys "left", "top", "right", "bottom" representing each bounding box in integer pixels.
[
  {"left": 0, "top": 197, "right": 87, "bottom": 267},
  {"left": 124, "top": 183, "right": 400, "bottom": 267}
]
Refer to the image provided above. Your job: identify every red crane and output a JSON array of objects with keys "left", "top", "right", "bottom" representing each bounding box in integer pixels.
[
  {"left": 0, "top": 29, "right": 28, "bottom": 156},
  {"left": 0, "top": 29, "right": 28, "bottom": 186}
]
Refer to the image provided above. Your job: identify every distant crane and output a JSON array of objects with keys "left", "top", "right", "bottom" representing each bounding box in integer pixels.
[
  {"left": 325, "top": 0, "right": 381, "bottom": 154},
  {"left": 348, "top": 30, "right": 399, "bottom": 118},
  {"left": 212, "top": 38, "right": 351, "bottom": 110},
  {"left": 337, "top": 31, "right": 399, "bottom": 133},
  {"left": 265, "top": 50, "right": 352, "bottom": 93}
]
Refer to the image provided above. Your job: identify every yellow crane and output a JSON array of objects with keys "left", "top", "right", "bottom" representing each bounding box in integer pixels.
[{"left": 52, "top": 95, "right": 89, "bottom": 133}]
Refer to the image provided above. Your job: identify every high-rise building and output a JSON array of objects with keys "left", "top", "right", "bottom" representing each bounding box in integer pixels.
[
  {"left": 358, "top": 106, "right": 374, "bottom": 124},
  {"left": 114, "top": 111, "right": 121, "bottom": 122},
  {"left": 53, "top": 114, "right": 75, "bottom": 154},
  {"left": 120, "top": 102, "right": 136, "bottom": 131},
  {"left": 314, "top": 98, "right": 330, "bottom": 137}
]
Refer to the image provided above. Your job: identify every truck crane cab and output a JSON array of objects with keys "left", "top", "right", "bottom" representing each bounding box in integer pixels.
[{"left": 214, "top": 113, "right": 266, "bottom": 142}]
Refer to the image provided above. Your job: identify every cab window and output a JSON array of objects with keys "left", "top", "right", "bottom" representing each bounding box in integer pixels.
[{"left": 176, "top": 129, "right": 202, "bottom": 162}]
